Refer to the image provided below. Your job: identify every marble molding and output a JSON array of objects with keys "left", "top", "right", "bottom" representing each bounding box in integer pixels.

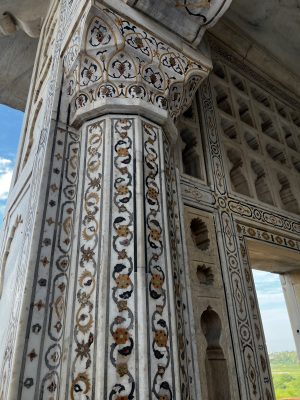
[{"left": 123, "top": 0, "right": 232, "bottom": 45}]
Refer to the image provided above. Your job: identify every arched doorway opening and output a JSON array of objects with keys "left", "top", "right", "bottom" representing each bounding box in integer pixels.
[{"left": 247, "top": 238, "right": 300, "bottom": 399}]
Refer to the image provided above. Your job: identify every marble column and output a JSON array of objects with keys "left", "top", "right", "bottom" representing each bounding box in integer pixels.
[
  {"left": 3, "top": 2, "right": 214, "bottom": 399},
  {"left": 61, "top": 6, "right": 210, "bottom": 399},
  {"left": 281, "top": 273, "right": 300, "bottom": 361}
]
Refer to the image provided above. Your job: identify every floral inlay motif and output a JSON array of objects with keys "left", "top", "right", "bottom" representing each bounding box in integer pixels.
[
  {"left": 143, "top": 122, "right": 174, "bottom": 399},
  {"left": 70, "top": 120, "right": 104, "bottom": 399},
  {"left": 108, "top": 118, "right": 135, "bottom": 399},
  {"left": 64, "top": 6, "right": 207, "bottom": 122}
]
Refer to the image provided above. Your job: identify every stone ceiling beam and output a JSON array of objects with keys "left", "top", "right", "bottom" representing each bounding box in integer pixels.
[{"left": 122, "top": 0, "right": 232, "bottom": 45}]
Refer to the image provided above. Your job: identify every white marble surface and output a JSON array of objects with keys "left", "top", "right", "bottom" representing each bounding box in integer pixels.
[
  {"left": 124, "top": 0, "right": 232, "bottom": 44},
  {"left": 225, "top": 0, "right": 300, "bottom": 79}
]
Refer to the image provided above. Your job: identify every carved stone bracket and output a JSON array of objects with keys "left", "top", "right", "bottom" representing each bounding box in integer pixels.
[
  {"left": 123, "top": 0, "right": 232, "bottom": 44},
  {"left": 63, "top": 5, "right": 211, "bottom": 128}
]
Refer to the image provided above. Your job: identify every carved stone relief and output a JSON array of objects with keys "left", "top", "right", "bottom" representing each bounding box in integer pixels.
[
  {"left": 210, "top": 58, "right": 300, "bottom": 215},
  {"left": 187, "top": 45, "right": 300, "bottom": 399},
  {"left": 176, "top": 98, "right": 207, "bottom": 183},
  {"left": 63, "top": 5, "right": 209, "bottom": 125},
  {"left": 14, "top": 0, "right": 60, "bottom": 178},
  {"left": 183, "top": 206, "right": 239, "bottom": 400}
]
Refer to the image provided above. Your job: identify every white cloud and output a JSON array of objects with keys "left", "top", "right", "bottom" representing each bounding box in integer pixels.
[
  {"left": 260, "top": 307, "right": 296, "bottom": 353},
  {"left": 253, "top": 269, "right": 280, "bottom": 286},
  {"left": 0, "top": 158, "right": 12, "bottom": 167},
  {"left": 253, "top": 269, "right": 283, "bottom": 296},
  {"left": 256, "top": 292, "right": 286, "bottom": 308},
  {"left": 0, "top": 157, "right": 13, "bottom": 201}
]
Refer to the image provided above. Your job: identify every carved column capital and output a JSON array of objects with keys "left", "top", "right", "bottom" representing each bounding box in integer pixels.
[{"left": 63, "top": 5, "right": 211, "bottom": 128}]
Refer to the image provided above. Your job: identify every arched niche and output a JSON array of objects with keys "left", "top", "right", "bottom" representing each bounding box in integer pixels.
[
  {"left": 227, "top": 148, "right": 251, "bottom": 197},
  {"left": 259, "top": 111, "right": 279, "bottom": 141},
  {"left": 201, "top": 307, "right": 231, "bottom": 400},
  {"left": 180, "top": 127, "right": 202, "bottom": 179},
  {"left": 277, "top": 172, "right": 300, "bottom": 215},
  {"left": 251, "top": 160, "right": 274, "bottom": 205},
  {"left": 190, "top": 218, "right": 210, "bottom": 251}
]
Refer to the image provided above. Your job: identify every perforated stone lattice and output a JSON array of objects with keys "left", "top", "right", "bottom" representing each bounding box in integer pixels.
[{"left": 211, "top": 60, "right": 300, "bottom": 215}]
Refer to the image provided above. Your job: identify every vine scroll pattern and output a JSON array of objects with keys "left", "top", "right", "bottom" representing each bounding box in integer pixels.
[
  {"left": 69, "top": 120, "right": 105, "bottom": 400},
  {"left": 106, "top": 118, "right": 136, "bottom": 400}
]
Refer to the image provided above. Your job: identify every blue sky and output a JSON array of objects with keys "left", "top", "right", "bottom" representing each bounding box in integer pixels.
[
  {"left": 0, "top": 105, "right": 24, "bottom": 227},
  {"left": 253, "top": 269, "right": 296, "bottom": 353},
  {"left": 0, "top": 104, "right": 296, "bottom": 354}
]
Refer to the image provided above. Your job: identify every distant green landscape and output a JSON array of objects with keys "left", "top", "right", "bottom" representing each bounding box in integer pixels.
[{"left": 269, "top": 351, "right": 300, "bottom": 399}]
